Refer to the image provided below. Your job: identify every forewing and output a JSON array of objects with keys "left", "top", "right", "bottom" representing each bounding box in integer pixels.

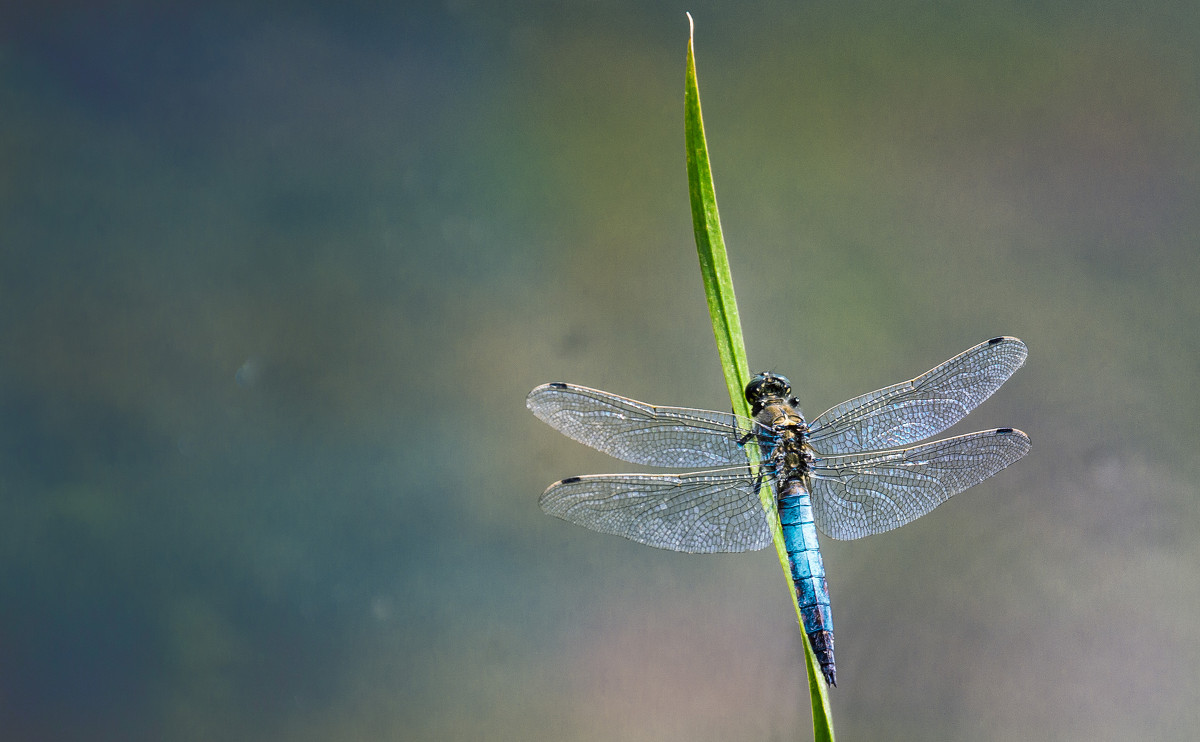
[
  {"left": 527, "top": 382, "right": 755, "bottom": 468},
  {"left": 539, "top": 468, "right": 771, "bottom": 553},
  {"left": 808, "top": 337, "right": 1027, "bottom": 454},
  {"left": 808, "top": 428, "right": 1031, "bottom": 540}
]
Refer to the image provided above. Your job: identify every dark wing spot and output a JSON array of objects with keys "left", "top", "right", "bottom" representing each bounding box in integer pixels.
[
  {"left": 549, "top": 382, "right": 568, "bottom": 389},
  {"left": 988, "top": 337, "right": 1004, "bottom": 345},
  {"left": 559, "top": 476, "right": 581, "bottom": 484},
  {"left": 995, "top": 427, "right": 1014, "bottom": 434}
]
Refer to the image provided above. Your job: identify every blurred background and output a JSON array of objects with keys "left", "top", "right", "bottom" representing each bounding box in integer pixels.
[{"left": 2, "top": 1, "right": 1197, "bottom": 740}]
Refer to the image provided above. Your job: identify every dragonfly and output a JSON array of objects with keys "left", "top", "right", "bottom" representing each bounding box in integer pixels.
[{"left": 527, "top": 336, "right": 1030, "bottom": 687}]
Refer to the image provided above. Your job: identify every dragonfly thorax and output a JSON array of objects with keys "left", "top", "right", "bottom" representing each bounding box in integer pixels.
[{"left": 750, "top": 389, "right": 813, "bottom": 483}]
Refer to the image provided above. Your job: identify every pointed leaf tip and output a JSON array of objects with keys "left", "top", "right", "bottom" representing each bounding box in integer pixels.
[{"left": 686, "top": 12, "right": 694, "bottom": 40}]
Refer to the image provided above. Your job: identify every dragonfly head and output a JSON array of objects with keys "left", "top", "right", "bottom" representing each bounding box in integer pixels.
[{"left": 745, "top": 372, "right": 792, "bottom": 410}]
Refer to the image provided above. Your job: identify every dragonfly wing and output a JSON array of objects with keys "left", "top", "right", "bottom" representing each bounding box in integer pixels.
[
  {"left": 527, "top": 382, "right": 755, "bottom": 468},
  {"left": 808, "top": 337, "right": 1027, "bottom": 454},
  {"left": 539, "top": 468, "right": 771, "bottom": 553},
  {"left": 808, "top": 428, "right": 1031, "bottom": 540}
]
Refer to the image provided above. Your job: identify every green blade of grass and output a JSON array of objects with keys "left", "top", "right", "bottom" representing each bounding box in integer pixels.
[{"left": 684, "top": 14, "right": 835, "bottom": 740}]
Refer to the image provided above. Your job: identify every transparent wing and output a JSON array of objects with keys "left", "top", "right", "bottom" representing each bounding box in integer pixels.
[
  {"left": 808, "top": 337, "right": 1027, "bottom": 455},
  {"left": 539, "top": 467, "right": 771, "bottom": 553},
  {"left": 809, "top": 428, "right": 1031, "bottom": 540},
  {"left": 527, "top": 382, "right": 756, "bottom": 468}
]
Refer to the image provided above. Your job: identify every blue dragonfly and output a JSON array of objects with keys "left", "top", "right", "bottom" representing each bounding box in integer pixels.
[{"left": 527, "top": 336, "right": 1030, "bottom": 686}]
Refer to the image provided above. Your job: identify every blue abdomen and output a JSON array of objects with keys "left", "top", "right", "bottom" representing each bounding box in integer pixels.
[{"left": 777, "top": 482, "right": 836, "bottom": 686}]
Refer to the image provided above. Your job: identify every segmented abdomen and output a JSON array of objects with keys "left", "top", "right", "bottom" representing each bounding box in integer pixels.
[{"left": 777, "top": 480, "right": 836, "bottom": 686}]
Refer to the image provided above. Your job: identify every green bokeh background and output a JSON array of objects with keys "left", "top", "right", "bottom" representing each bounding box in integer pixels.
[{"left": 2, "top": 2, "right": 1197, "bottom": 740}]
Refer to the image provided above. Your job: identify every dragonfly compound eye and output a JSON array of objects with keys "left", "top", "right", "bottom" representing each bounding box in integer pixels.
[{"left": 745, "top": 372, "right": 793, "bottom": 404}]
